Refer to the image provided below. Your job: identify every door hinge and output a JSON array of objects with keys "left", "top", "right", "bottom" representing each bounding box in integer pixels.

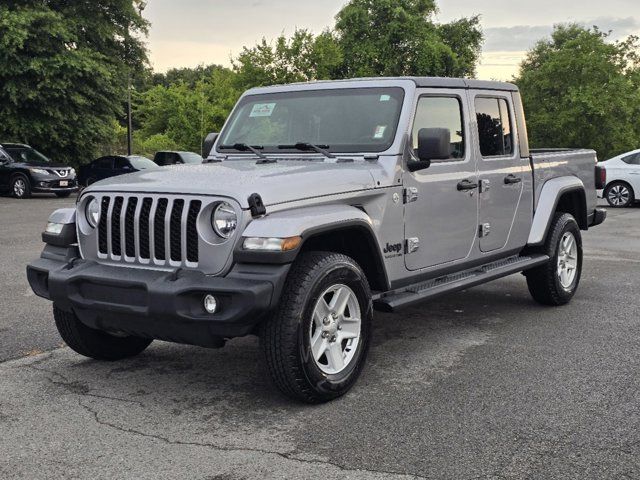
[
  {"left": 479, "top": 179, "right": 491, "bottom": 193},
  {"left": 403, "top": 187, "right": 418, "bottom": 204},
  {"left": 406, "top": 237, "right": 420, "bottom": 254},
  {"left": 479, "top": 223, "right": 491, "bottom": 238}
]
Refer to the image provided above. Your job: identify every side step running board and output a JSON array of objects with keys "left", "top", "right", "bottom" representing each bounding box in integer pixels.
[{"left": 373, "top": 254, "right": 549, "bottom": 312}]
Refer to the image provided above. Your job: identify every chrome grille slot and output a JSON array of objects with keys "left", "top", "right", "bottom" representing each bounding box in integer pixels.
[
  {"left": 111, "top": 197, "right": 124, "bottom": 256},
  {"left": 139, "top": 198, "right": 153, "bottom": 259},
  {"left": 124, "top": 197, "right": 138, "bottom": 258},
  {"left": 98, "top": 197, "right": 110, "bottom": 254},
  {"left": 186, "top": 201, "right": 201, "bottom": 263},
  {"left": 95, "top": 194, "right": 202, "bottom": 267},
  {"left": 154, "top": 198, "right": 168, "bottom": 261},
  {"left": 170, "top": 199, "right": 184, "bottom": 262}
]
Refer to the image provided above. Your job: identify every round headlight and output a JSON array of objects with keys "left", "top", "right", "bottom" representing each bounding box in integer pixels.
[
  {"left": 212, "top": 202, "right": 237, "bottom": 239},
  {"left": 85, "top": 197, "right": 100, "bottom": 228}
]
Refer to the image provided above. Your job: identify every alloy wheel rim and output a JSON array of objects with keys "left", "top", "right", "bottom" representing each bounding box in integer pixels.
[
  {"left": 608, "top": 185, "right": 630, "bottom": 206},
  {"left": 557, "top": 232, "right": 578, "bottom": 290},
  {"left": 309, "top": 284, "right": 361, "bottom": 375},
  {"left": 13, "top": 179, "right": 26, "bottom": 197}
]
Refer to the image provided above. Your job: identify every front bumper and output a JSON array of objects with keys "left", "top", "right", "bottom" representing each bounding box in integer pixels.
[
  {"left": 32, "top": 184, "right": 78, "bottom": 193},
  {"left": 27, "top": 246, "right": 289, "bottom": 346}
]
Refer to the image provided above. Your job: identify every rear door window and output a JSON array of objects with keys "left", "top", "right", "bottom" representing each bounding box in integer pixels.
[
  {"left": 94, "top": 157, "right": 113, "bottom": 169},
  {"left": 622, "top": 153, "right": 640, "bottom": 165},
  {"left": 475, "top": 98, "right": 514, "bottom": 157}
]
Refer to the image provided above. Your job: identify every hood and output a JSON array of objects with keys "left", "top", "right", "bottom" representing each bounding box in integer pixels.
[{"left": 84, "top": 159, "right": 381, "bottom": 208}]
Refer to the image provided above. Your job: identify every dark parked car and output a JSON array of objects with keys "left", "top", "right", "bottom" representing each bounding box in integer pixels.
[
  {"left": 78, "top": 155, "right": 158, "bottom": 187},
  {"left": 0, "top": 143, "right": 78, "bottom": 199},
  {"left": 153, "top": 151, "right": 203, "bottom": 166}
]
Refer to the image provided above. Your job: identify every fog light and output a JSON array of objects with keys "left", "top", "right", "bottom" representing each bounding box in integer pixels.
[{"left": 203, "top": 294, "right": 218, "bottom": 314}]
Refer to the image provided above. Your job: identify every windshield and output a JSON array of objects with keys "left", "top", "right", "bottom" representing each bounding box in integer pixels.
[
  {"left": 218, "top": 87, "right": 405, "bottom": 154},
  {"left": 128, "top": 156, "right": 157, "bottom": 169},
  {"left": 5, "top": 146, "right": 51, "bottom": 164},
  {"left": 180, "top": 152, "right": 203, "bottom": 164}
]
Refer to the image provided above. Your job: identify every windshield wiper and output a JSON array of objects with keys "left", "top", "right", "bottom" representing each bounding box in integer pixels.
[
  {"left": 278, "top": 142, "right": 335, "bottom": 159},
  {"left": 219, "top": 143, "right": 271, "bottom": 161}
]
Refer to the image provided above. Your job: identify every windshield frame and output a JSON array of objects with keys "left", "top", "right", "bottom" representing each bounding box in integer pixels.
[{"left": 217, "top": 86, "right": 406, "bottom": 156}]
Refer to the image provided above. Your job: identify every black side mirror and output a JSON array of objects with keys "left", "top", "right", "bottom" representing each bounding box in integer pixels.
[
  {"left": 202, "top": 132, "right": 219, "bottom": 159},
  {"left": 417, "top": 128, "right": 451, "bottom": 166}
]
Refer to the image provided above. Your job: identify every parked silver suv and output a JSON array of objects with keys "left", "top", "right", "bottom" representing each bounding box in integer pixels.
[{"left": 27, "top": 77, "right": 606, "bottom": 402}]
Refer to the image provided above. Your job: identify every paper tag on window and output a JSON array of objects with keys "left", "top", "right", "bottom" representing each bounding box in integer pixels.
[
  {"left": 250, "top": 103, "right": 276, "bottom": 117},
  {"left": 374, "top": 125, "right": 387, "bottom": 139},
  {"left": 379, "top": 94, "right": 391, "bottom": 102}
]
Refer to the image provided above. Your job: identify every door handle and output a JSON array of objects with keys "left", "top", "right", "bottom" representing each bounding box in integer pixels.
[
  {"left": 504, "top": 174, "right": 522, "bottom": 185},
  {"left": 457, "top": 179, "right": 479, "bottom": 191}
]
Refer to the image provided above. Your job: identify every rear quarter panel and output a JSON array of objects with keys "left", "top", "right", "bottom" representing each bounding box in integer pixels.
[{"left": 531, "top": 149, "right": 598, "bottom": 214}]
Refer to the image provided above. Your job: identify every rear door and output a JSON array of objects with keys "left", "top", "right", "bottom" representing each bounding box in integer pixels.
[
  {"left": 403, "top": 90, "right": 479, "bottom": 270},
  {"left": 471, "top": 93, "right": 526, "bottom": 253}
]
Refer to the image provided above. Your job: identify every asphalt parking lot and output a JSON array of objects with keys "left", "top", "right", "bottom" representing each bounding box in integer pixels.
[{"left": 1, "top": 195, "right": 639, "bottom": 479}]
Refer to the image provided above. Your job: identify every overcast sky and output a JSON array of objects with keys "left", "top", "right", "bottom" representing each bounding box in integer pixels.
[{"left": 143, "top": 0, "right": 640, "bottom": 80}]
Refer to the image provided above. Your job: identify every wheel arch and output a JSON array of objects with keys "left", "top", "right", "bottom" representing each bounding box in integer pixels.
[
  {"left": 528, "top": 176, "right": 588, "bottom": 246},
  {"left": 237, "top": 204, "right": 390, "bottom": 292}
]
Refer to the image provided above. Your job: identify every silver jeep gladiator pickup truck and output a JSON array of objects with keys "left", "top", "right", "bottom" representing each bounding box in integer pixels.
[{"left": 27, "top": 77, "right": 606, "bottom": 403}]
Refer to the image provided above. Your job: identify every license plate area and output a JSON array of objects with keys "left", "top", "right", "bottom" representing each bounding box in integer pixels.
[{"left": 59, "top": 180, "right": 68, "bottom": 187}]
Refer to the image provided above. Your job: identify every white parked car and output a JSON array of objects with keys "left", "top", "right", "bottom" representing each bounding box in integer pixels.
[{"left": 599, "top": 149, "right": 640, "bottom": 207}]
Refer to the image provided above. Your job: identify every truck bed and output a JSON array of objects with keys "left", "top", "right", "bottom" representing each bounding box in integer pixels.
[{"left": 530, "top": 148, "right": 598, "bottom": 214}]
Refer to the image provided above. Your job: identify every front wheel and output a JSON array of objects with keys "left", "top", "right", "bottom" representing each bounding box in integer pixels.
[
  {"left": 11, "top": 175, "right": 31, "bottom": 198},
  {"left": 260, "top": 251, "right": 373, "bottom": 403},
  {"left": 525, "top": 213, "right": 582, "bottom": 306},
  {"left": 54, "top": 306, "right": 152, "bottom": 360}
]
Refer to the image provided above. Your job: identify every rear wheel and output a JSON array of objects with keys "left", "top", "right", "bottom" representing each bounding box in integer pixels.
[
  {"left": 260, "top": 251, "right": 373, "bottom": 403},
  {"left": 605, "top": 181, "right": 634, "bottom": 208},
  {"left": 11, "top": 175, "right": 31, "bottom": 199},
  {"left": 54, "top": 306, "right": 152, "bottom": 360},
  {"left": 525, "top": 213, "right": 582, "bottom": 306}
]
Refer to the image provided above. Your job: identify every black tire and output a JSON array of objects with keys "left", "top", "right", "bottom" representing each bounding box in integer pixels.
[
  {"left": 604, "top": 181, "right": 634, "bottom": 208},
  {"left": 55, "top": 192, "right": 71, "bottom": 198},
  {"left": 10, "top": 174, "right": 31, "bottom": 199},
  {"left": 260, "top": 251, "right": 373, "bottom": 403},
  {"left": 525, "top": 213, "right": 582, "bottom": 306},
  {"left": 54, "top": 306, "right": 152, "bottom": 360}
]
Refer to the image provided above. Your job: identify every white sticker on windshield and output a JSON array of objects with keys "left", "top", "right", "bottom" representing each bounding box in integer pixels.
[
  {"left": 374, "top": 125, "right": 387, "bottom": 139},
  {"left": 379, "top": 94, "right": 391, "bottom": 102},
  {"left": 250, "top": 103, "right": 276, "bottom": 117}
]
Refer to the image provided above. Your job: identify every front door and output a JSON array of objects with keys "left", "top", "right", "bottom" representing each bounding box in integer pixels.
[
  {"left": 471, "top": 94, "right": 525, "bottom": 252},
  {"left": 404, "top": 92, "right": 479, "bottom": 271}
]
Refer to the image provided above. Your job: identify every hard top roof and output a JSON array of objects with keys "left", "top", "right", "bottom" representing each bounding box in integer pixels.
[{"left": 247, "top": 77, "right": 518, "bottom": 93}]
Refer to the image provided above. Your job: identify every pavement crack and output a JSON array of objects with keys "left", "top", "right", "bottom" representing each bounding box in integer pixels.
[
  {"left": 77, "top": 398, "right": 425, "bottom": 479},
  {"left": 26, "top": 363, "right": 146, "bottom": 407}
]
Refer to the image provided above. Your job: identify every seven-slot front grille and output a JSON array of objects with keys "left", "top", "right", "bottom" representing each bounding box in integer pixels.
[{"left": 97, "top": 195, "right": 202, "bottom": 266}]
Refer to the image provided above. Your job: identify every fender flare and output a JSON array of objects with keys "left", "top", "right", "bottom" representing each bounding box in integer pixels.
[
  {"left": 235, "top": 204, "right": 385, "bottom": 272},
  {"left": 528, "top": 176, "right": 586, "bottom": 246}
]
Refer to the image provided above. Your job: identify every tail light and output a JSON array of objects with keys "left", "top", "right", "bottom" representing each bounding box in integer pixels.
[{"left": 595, "top": 165, "right": 606, "bottom": 189}]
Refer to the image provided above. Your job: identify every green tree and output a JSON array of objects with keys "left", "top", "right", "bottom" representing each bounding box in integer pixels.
[
  {"left": 515, "top": 25, "right": 640, "bottom": 160},
  {"left": 135, "top": 66, "right": 240, "bottom": 153},
  {"left": 0, "top": 1, "right": 148, "bottom": 166},
  {"left": 233, "top": 29, "right": 342, "bottom": 89},
  {"left": 334, "top": 0, "right": 482, "bottom": 77}
]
